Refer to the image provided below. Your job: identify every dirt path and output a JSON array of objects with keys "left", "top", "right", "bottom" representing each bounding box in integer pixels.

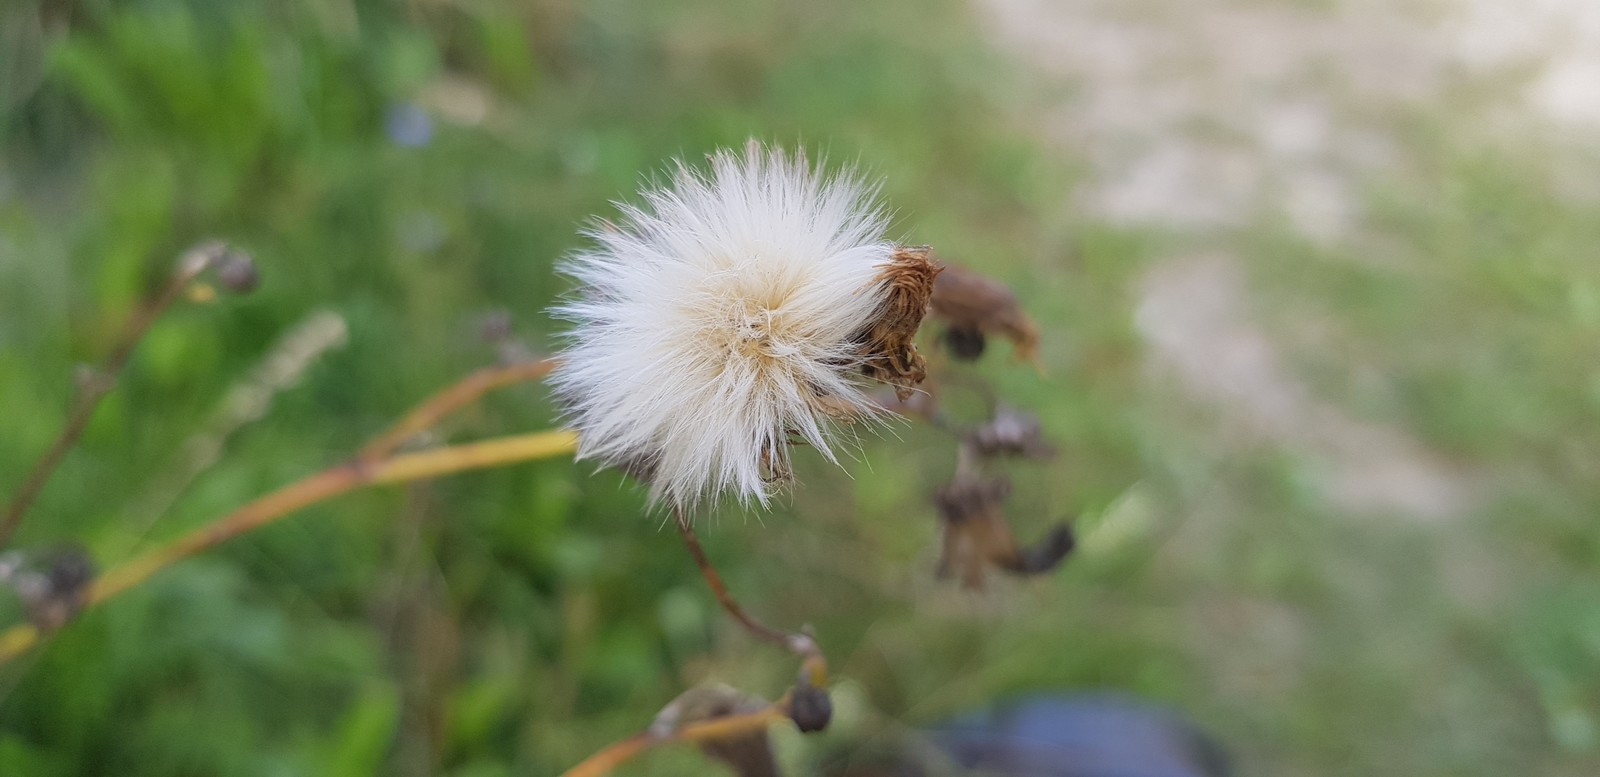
[{"left": 978, "top": 0, "right": 1599, "bottom": 520}]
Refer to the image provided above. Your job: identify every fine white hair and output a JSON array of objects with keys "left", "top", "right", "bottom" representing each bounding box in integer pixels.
[{"left": 552, "top": 143, "right": 898, "bottom": 510}]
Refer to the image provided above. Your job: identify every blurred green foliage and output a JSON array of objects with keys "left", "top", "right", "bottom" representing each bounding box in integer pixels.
[{"left": 1, "top": 1, "right": 1599, "bottom": 776}]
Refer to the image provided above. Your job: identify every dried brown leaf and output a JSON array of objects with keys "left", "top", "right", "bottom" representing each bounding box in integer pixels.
[
  {"left": 934, "top": 477, "right": 1074, "bottom": 590},
  {"left": 934, "top": 477, "right": 1019, "bottom": 590},
  {"left": 929, "top": 261, "right": 1040, "bottom": 363}
]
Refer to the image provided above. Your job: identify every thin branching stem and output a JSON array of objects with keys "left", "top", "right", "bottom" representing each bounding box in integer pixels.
[
  {"left": 0, "top": 356, "right": 571, "bottom": 663},
  {"left": 556, "top": 510, "right": 832, "bottom": 777},
  {"left": 672, "top": 507, "right": 827, "bottom": 685},
  {"left": 0, "top": 242, "right": 228, "bottom": 548},
  {"left": 673, "top": 507, "right": 790, "bottom": 646},
  {"left": 0, "top": 429, "right": 579, "bottom": 664},
  {"left": 358, "top": 359, "right": 558, "bottom": 462}
]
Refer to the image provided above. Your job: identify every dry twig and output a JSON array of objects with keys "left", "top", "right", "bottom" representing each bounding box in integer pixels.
[
  {"left": 672, "top": 507, "right": 823, "bottom": 670},
  {"left": 561, "top": 695, "right": 796, "bottom": 777}
]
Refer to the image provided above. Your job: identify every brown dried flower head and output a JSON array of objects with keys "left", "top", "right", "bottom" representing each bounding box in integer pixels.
[
  {"left": 929, "top": 260, "right": 1041, "bottom": 363},
  {"left": 935, "top": 475, "right": 1074, "bottom": 590}
]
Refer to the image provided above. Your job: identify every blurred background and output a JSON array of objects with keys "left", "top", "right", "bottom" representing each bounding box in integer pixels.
[{"left": 3, "top": 0, "right": 1600, "bottom": 775}]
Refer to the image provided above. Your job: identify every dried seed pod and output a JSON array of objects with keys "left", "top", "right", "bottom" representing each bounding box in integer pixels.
[
  {"left": 215, "top": 249, "right": 260, "bottom": 293},
  {"left": 652, "top": 685, "right": 781, "bottom": 777},
  {"left": 789, "top": 682, "right": 833, "bottom": 733},
  {"left": 935, "top": 477, "right": 1018, "bottom": 590},
  {"left": 2, "top": 545, "right": 96, "bottom": 630},
  {"left": 929, "top": 261, "right": 1040, "bottom": 364},
  {"left": 941, "top": 325, "right": 986, "bottom": 361},
  {"left": 935, "top": 477, "right": 1073, "bottom": 589},
  {"left": 965, "top": 405, "right": 1056, "bottom": 460}
]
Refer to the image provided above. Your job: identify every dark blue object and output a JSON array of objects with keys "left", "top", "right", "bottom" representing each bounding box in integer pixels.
[{"left": 926, "top": 693, "right": 1230, "bottom": 777}]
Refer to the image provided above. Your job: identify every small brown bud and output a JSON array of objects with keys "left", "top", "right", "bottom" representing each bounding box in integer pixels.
[
  {"left": 789, "top": 683, "right": 833, "bottom": 733},
  {"left": 5, "top": 545, "right": 96, "bottom": 631},
  {"left": 941, "top": 326, "right": 986, "bottom": 360},
  {"left": 215, "top": 250, "right": 259, "bottom": 293},
  {"left": 935, "top": 476, "right": 1072, "bottom": 589},
  {"left": 966, "top": 405, "right": 1056, "bottom": 460}
]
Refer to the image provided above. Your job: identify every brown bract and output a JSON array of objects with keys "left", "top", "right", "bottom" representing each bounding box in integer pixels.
[
  {"left": 967, "top": 405, "right": 1057, "bottom": 460},
  {"left": 935, "top": 476, "right": 1021, "bottom": 590},
  {"left": 935, "top": 475, "right": 1075, "bottom": 591},
  {"left": 859, "top": 246, "right": 943, "bottom": 401},
  {"left": 929, "top": 261, "right": 1040, "bottom": 363},
  {"left": 2, "top": 545, "right": 95, "bottom": 631}
]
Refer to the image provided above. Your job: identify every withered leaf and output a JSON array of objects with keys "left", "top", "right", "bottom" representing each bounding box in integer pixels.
[
  {"left": 934, "top": 477, "right": 1074, "bottom": 590},
  {"left": 1015, "top": 523, "right": 1076, "bottom": 575},
  {"left": 935, "top": 477, "right": 1019, "bottom": 591},
  {"left": 929, "top": 261, "right": 1040, "bottom": 364}
]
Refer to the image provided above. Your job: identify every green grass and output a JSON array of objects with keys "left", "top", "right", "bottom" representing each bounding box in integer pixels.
[{"left": 2, "top": 1, "right": 1599, "bottom": 776}]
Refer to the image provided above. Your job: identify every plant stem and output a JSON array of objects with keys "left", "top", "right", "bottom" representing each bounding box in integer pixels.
[
  {"left": 560, "top": 702, "right": 790, "bottom": 777},
  {"left": 673, "top": 507, "right": 824, "bottom": 675},
  {"left": 557, "top": 512, "right": 834, "bottom": 776},
  {"left": 0, "top": 429, "right": 577, "bottom": 664},
  {"left": 0, "top": 242, "right": 227, "bottom": 548},
  {"left": 358, "top": 359, "right": 557, "bottom": 463}
]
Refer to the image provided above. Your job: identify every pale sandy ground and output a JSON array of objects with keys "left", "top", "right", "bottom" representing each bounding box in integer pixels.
[
  {"left": 978, "top": 0, "right": 1600, "bottom": 521},
  {"left": 974, "top": 2, "right": 1600, "bottom": 771}
]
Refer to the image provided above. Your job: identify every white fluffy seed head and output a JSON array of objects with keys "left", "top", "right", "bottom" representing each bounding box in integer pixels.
[{"left": 551, "top": 143, "right": 903, "bottom": 510}]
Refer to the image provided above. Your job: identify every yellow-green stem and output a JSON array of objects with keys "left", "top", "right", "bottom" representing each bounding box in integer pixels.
[
  {"left": 560, "top": 703, "right": 791, "bottom": 777},
  {"left": 0, "top": 429, "right": 577, "bottom": 664}
]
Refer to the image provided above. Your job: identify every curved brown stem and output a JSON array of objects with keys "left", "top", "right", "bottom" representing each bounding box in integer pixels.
[
  {"left": 672, "top": 507, "right": 824, "bottom": 674},
  {"left": 555, "top": 511, "right": 835, "bottom": 777}
]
